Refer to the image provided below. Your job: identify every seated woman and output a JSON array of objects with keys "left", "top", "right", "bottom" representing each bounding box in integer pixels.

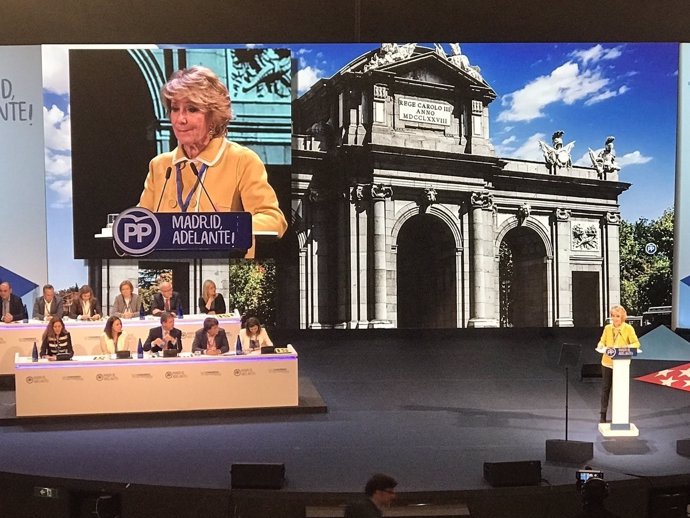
[
  {"left": 40, "top": 317, "right": 74, "bottom": 360},
  {"left": 198, "top": 279, "right": 226, "bottom": 315},
  {"left": 239, "top": 316, "right": 272, "bottom": 354},
  {"left": 191, "top": 317, "right": 230, "bottom": 355},
  {"left": 69, "top": 285, "right": 102, "bottom": 321},
  {"left": 111, "top": 280, "right": 142, "bottom": 318},
  {"left": 100, "top": 316, "right": 131, "bottom": 354}
]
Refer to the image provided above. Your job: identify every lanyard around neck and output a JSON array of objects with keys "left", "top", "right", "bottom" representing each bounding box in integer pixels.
[{"left": 175, "top": 162, "right": 207, "bottom": 213}]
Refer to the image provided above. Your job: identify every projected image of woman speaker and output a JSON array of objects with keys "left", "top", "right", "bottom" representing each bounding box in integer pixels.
[{"left": 137, "top": 65, "right": 288, "bottom": 257}]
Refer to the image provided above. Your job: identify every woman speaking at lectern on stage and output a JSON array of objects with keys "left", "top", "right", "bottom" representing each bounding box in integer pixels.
[
  {"left": 137, "top": 65, "right": 287, "bottom": 257},
  {"left": 596, "top": 305, "right": 640, "bottom": 424}
]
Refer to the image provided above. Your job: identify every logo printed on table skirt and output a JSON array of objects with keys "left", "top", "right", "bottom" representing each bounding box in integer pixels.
[
  {"left": 26, "top": 376, "right": 48, "bottom": 384},
  {"left": 96, "top": 373, "right": 118, "bottom": 381}
]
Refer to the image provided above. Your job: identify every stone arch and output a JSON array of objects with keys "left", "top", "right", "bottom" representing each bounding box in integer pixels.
[
  {"left": 494, "top": 216, "right": 553, "bottom": 259},
  {"left": 129, "top": 49, "right": 168, "bottom": 121},
  {"left": 392, "top": 202, "right": 463, "bottom": 250},
  {"left": 393, "top": 203, "right": 460, "bottom": 328},
  {"left": 497, "top": 219, "right": 551, "bottom": 327}
]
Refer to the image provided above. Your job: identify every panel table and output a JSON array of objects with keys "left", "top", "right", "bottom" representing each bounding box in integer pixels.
[{"left": 14, "top": 347, "right": 298, "bottom": 417}]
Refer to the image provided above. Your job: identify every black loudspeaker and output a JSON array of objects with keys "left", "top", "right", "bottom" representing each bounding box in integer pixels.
[
  {"left": 231, "top": 463, "right": 285, "bottom": 489},
  {"left": 649, "top": 491, "right": 688, "bottom": 518},
  {"left": 483, "top": 460, "right": 541, "bottom": 487},
  {"left": 677, "top": 439, "right": 690, "bottom": 457},
  {"left": 546, "top": 439, "right": 593, "bottom": 463}
]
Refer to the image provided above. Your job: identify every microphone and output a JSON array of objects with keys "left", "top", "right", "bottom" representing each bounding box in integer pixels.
[
  {"left": 190, "top": 162, "right": 218, "bottom": 211},
  {"left": 155, "top": 166, "right": 173, "bottom": 212}
]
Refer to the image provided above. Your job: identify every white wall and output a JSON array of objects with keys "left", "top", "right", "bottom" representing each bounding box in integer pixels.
[{"left": 0, "top": 46, "right": 47, "bottom": 307}]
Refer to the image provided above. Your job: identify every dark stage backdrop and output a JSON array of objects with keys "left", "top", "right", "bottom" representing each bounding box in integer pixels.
[{"left": 3, "top": 0, "right": 690, "bottom": 44}]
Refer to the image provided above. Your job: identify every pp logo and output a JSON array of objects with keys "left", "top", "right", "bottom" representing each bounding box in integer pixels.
[
  {"left": 644, "top": 242, "right": 657, "bottom": 255},
  {"left": 113, "top": 207, "right": 161, "bottom": 256},
  {"left": 165, "top": 372, "right": 173, "bottom": 379},
  {"left": 234, "top": 369, "right": 241, "bottom": 376},
  {"left": 96, "top": 374, "right": 104, "bottom": 381},
  {"left": 605, "top": 348, "right": 616, "bottom": 358},
  {"left": 26, "top": 376, "right": 33, "bottom": 384}
]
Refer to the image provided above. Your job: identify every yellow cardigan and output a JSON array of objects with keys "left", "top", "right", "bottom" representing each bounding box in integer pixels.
[
  {"left": 138, "top": 138, "right": 287, "bottom": 257},
  {"left": 597, "top": 322, "right": 640, "bottom": 368}
]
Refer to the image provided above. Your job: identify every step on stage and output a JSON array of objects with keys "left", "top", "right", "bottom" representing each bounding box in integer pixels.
[{"left": 0, "top": 328, "right": 689, "bottom": 518}]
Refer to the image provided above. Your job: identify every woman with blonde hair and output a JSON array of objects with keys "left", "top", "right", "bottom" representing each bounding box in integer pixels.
[
  {"left": 596, "top": 305, "right": 640, "bottom": 423},
  {"left": 198, "top": 279, "right": 226, "bottom": 314},
  {"left": 111, "top": 280, "right": 142, "bottom": 318},
  {"left": 137, "top": 65, "right": 287, "bottom": 257}
]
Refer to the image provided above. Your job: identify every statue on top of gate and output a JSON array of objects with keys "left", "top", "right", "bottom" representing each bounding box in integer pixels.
[
  {"left": 363, "top": 43, "right": 417, "bottom": 72},
  {"left": 588, "top": 136, "right": 621, "bottom": 179},
  {"left": 538, "top": 130, "right": 575, "bottom": 174}
]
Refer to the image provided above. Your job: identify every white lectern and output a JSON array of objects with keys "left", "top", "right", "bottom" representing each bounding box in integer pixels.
[{"left": 598, "top": 347, "right": 640, "bottom": 437}]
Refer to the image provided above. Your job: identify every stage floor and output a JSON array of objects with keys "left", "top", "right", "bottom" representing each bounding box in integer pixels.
[{"left": 0, "top": 328, "right": 689, "bottom": 495}]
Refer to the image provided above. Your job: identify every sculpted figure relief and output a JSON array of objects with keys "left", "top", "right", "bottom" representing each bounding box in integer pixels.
[
  {"left": 363, "top": 43, "right": 417, "bottom": 71},
  {"left": 589, "top": 136, "right": 621, "bottom": 178},
  {"left": 538, "top": 130, "right": 575, "bottom": 173}
]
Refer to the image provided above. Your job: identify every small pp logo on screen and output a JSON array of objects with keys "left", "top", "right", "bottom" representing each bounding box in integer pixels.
[{"left": 113, "top": 207, "right": 161, "bottom": 256}]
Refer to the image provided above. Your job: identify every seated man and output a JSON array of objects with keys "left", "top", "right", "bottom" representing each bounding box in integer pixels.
[
  {"left": 191, "top": 317, "right": 230, "bottom": 355},
  {"left": 143, "top": 312, "right": 183, "bottom": 354},
  {"left": 0, "top": 281, "right": 27, "bottom": 323},
  {"left": 150, "top": 281, "right": 183, "bottom": 316},
  {"left": 32, "top": 284, "right": 64, "bottom": 321}
]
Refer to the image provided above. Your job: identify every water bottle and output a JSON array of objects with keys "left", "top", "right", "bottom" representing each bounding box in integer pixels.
[
  {"left": 177, "top": 305, "right": 184, "bottom": 319},
  {"left": 32, "top": 341, "right": 38, "bottom": 362},
  {"left": 22, "top": 304, "right": 28, "bottom": 323},
  {"left": 235, "top": 335, "right": 243, "bottom": 355},
  {"left": 137, "top": 338, "right": 144, "bottom": 359},
  {"left": 139, "top": 304, "right": 146, "bottom": 320}
]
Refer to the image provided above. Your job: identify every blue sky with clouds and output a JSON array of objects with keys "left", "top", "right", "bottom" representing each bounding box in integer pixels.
[
  {"left": 41, "top": 46, "right": 85, "bottom": 290},
  {"left": 40, "top": 43, "right": 678, "bottom": 290},
  {"left": 288, "top": 42, "right": 678, "bottom": 222}
]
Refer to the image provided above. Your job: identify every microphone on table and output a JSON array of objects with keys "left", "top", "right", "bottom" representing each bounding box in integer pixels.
[
  {"left": 155, "top": 166, "right": 173, "bottom": 212},
  {"left": 190, "top": 162, "right": 218, "bottom": 211}
]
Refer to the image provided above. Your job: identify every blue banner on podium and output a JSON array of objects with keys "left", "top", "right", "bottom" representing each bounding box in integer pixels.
[
  {"left": 113, "top": 208, "right": 252, "bottom": 257},
  {"left": 605, "top": 347, "right": 639, "bottom": 359}
]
